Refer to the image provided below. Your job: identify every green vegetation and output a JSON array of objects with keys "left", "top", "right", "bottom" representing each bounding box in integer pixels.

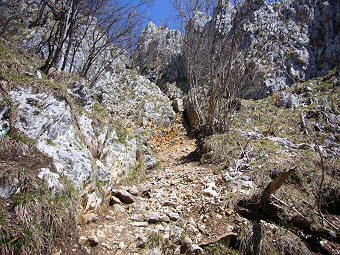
[
  {"left": 146, "top": 232, "right": 164, "bottom": 249},
  {"left": 203, "top": 242, "right": 238, "bottom": 255},
  {"left": 0, "top": 137, "right": 78, "bottom": 255},
  {"left": 115, "top": 120, "right": 129, "bottom": 144},
  {"left": 0, "top": 174, "right": 78, "bottom": 255},
  {"left": 6, "top": 131, "right": 36, "bottom": 145},
  {"left": 123, "top": 161, "right": 147, "bottom": 185},
  {"left": 201, "top": 74, "right": 339, "bottom": 244}
]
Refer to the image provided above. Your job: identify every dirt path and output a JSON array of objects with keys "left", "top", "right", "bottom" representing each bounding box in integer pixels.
[{"left": 77, "top": 121, "right": 242, "bottom": 255}]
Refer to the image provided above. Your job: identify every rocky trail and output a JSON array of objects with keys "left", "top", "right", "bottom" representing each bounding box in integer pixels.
[{"left": 77, "top": 120, "right": 247, "bottom": 255}]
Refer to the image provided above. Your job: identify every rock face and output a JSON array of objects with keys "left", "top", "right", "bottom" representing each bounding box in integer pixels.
[
  {"left": 185, "top": 0, "right": 339, "bottom": 99},
  {"left": 7, "top": 87, "right": 136, "bottom": 187},
  {"left": 93, "top": 69, "right": 175, "bottom": 127},
  {"left": 135, "top": 22, "right": 184, "bottom": 85},
  {"left": 135, "top": 0, "right": 339, "bottom": 99}
]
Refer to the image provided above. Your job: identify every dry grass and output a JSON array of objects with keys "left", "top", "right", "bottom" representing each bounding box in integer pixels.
[
  {"left": 0, "top": 136, "right": 78, "bottom": 255},
  {"left": 238, "top": 220, "right": 311, "bottom": 255},
  {"left": 200, "top": 74, "right": 339, "bottom": 253}
]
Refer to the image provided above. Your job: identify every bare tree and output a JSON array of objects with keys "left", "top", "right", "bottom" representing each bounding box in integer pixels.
[
  {"left": 34, "top": 0, "right": 152, "bottom": 79},
  {"left": 184, "top": 0, "right": 289, "bottom": 136}
]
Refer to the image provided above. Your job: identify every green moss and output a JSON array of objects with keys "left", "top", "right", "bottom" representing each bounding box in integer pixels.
[
  {"left": 7, "top": 131, "right": 36, "bottom": 145},
  {"left": 115, "top": 121, "right": 129, "bottom": 144},
  {"left": 46, "top": 139, "right": 54, "bottom": 146},
  {"left": 95, "top": 180, "right": 107, "bottom": 188}
]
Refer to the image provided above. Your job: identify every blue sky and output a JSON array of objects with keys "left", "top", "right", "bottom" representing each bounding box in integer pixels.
[
  {"left": 121, "top": 0, "right": 178, "bottom": 30},
  {"left": 145, "top": 0, "right": 176, "bottom": 28}
]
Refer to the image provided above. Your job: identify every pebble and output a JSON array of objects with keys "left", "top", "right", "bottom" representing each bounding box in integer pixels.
[
  {"left": 136, "top": 235, "right": 148, "bottom": 248},
  {"left": 148, "top": 212, "right": 170, "bottom": 223},
  {"left": 133, "top": 222, "right": 149, "bottom": 227},
  {"left": 167, "top": 212, "right": 180, "bottom": 221},
  {"left": 82, "top": 213, "right": 98, "bottom": 224},
  {"left": 88, "top": 236, "right": 99, "bottom": 247}
]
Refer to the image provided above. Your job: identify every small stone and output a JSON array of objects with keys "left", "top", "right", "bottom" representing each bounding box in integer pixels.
[
  {"left": 82, "top": 213, "right": 98, "bottom": 224},
  {"left": 36, "top": 70, "right": 42, "bottom": 79},
  {"left": 128, "top": 186, "right": 139, "bottom": 196},
  {"left": 79, "top": 236, "right": 88, "bottom": 245},
  {"left": 112, "top": 204, "right": 126, "bottom": 214},
  {"left": 162, "top": 201, "right": 177, "bottom": 207},
  {"left": 118, "top": 241, "right": 125, "bottom": 249},
  {"left": 109, "top": 196, "right": 122, "bottom": 205},
  {"left": 136, "top": 235, "right": 148, "bottom": 248},
  {"left": 140, "top": 184, "right": 151, "bottom": 198},
  {"left": 202, "top": 182, "right": 219, "bottom": 197},
  {"left": 191, "top": 244, "right": 203, "bottom": 254},
  {"left": 88, "top": 236, "right": 99, "bottom": 247},
  {"left": 147, "top": 247, "right": 162, "bottom": 255},
  {"left": 101, "top": 242, "right": 113, "bottom": 250},
  {"left": 112, "top": 189, "right": 134, "bottom": 204},
  {"left": 133, "top": 222, "right": 149, "bottom": 227},
  {"left": 105, "top": 215, "right": 115, "bottom": 220},
  {"left": 84, "top": 246, "right": 91, "bottom": 254},
  {"left": 172, "top": 98, "right": 184, "bottom": 113},
  {"left": 167, "top": 212, "right": 180, "bottom": 221},
  {"left": 148, "top": 213, "right": 170, "bottom": 223},
  {"left": 155, "top": 224, "right": 165, "bottom": 232}
]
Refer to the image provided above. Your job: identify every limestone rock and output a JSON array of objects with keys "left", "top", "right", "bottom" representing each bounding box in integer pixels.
[
  {"left": 202, "top": 182, "right": 219, "bottom": 197},
  {"left": 167, "top": 212, "right": 180, "bottom": 221},
  {"left": 148, "top": 212, "right": 170, "bottom": 223},
  {"left": 135, "top": 22, "right": 184, "bottom": 85},
  {"left": 136, "top": 235, "right": 148, "bottom": 248},
  {"left": 87, "top": 236, "right": 99, "bottom": 247},
  {"left": 112, "top": 189, "right": 135, "bottom": 204}
]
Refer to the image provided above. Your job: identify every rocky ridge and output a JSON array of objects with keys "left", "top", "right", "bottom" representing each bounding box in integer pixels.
[{"left": 136, "top": 0, "right": 339, "bottom": 99}]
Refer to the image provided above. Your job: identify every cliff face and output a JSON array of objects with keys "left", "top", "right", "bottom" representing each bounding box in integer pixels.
[
  {"left": 136, "top": 0, "right": 339, "bottom": 99},
  {"left": 135, "top": 22, "right": 184, "bottom": 85}
]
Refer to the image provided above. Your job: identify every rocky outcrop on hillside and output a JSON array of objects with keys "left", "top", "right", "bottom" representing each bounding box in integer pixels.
[
  {"left": 135, "top": 22, "right": 184, "bottom": 86},
  {"left": 185, "top": 0, "right": 339, "bottom": 98},
  {"left": 0, "top": 43, "right": 174, "bottom": 189},
  {"left": 136, "top": 0, "right": 339, "bottom": 99}
]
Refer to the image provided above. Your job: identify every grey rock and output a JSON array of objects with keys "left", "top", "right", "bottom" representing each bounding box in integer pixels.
[
  {"left": 172, "top": 98, "right": 184, "bottom": 113},
  {"left": 109, "top": 196, "right": 122, "bottom": 205},
  {"left": 167, "top": 212, "right": 180, "bottom": 221},
  {"left": 202, "top": 182, "right": 219, "bottom": 197},
  {"left": 0, "top": 99, "right": 10, "bottom": 138},
  {"left": 191, "top": 245, "right": 204, "bottom": 254},
  {"left": 145, "top": 155, "right": 157, "bottom": 170},
  {"left": 87, "top": 236, "right": 99, "bottom": 247},
  {"left": 147, "top": 248, "right": 163, "bottom": 255},
  {"left": 136, "top": 235, "right": 148, "bottom": 248},
  {"left": 136, "top": 22, "right": 184, "bottom": 85},
  {"left": 148, "top": 212, "right": 170, "bottom": 223},
  {"left": 133, "top": 222, "right": 149, "bottom": 227},
  {"left": 128, "top": 186, "right": 139, "bottom": 196},
  {"left": 37, "top": 168, "right": 63, "bottom": 192},
  {"left": 82, "top": 213, "right": 98, "bottom": 224},
  {"left": 133, "top": 201, "right": 148, "bottom": 213},
  {"left": 112, "top": 189, "right": 135, "bottom": 204},
  {"left": 274, "top": 92, "right": 299, "bottom": 108},
  {"left": 112, "top": 204, "right": 126, "bottom": 214}
]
